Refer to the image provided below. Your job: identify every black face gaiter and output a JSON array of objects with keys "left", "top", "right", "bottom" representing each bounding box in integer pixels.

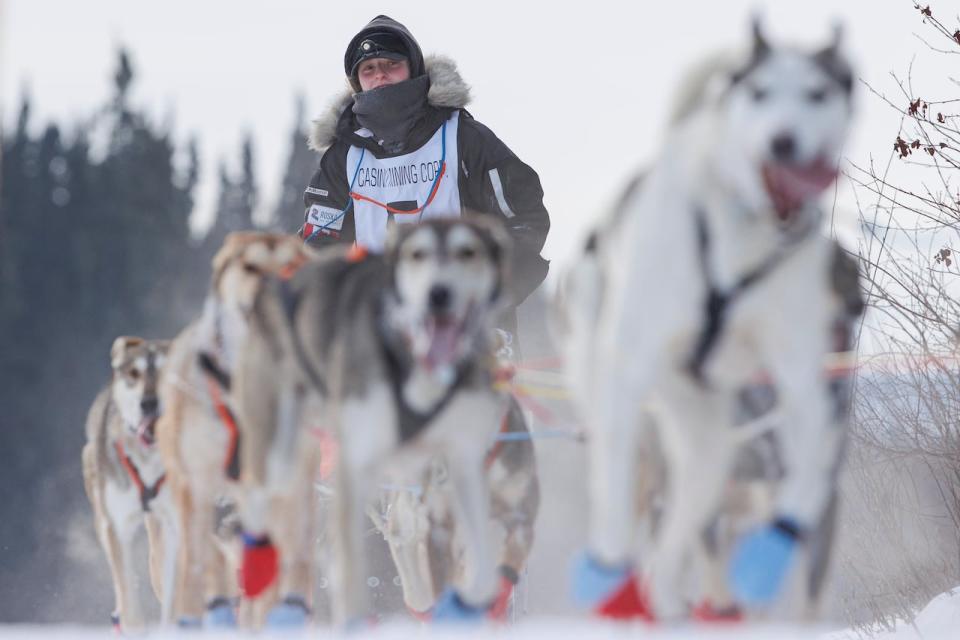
[{"left": 352, "top": 75, "right": 430, "bottom": 154}]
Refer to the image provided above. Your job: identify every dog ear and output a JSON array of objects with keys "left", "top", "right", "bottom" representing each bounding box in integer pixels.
[
  {"left": 812, "top": 23, "right": 853, "bottom": 94},
  {"left": 111, "top": 336, "right": 142, "bottom": 370},
  {"left": 210, "top": 233, "right": 246, "bottom": 291},
  {"left": 462, "top": 211, "right": 513, "bottom": 305},
  {"left": 730, "top": 16, "right": 771, "bottom": 86},
  {"left": 750, "top": 15, "right": 770, "bottom": 60},
  {"left": 154, "top": 340, "right": 172, "bottom": 359}
]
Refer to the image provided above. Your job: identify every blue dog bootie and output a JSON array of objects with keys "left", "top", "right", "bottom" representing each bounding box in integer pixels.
[
  {"left": 570, "top": 550, "right": 633, "bottom": 609},
  {"left": 431, "top": 587, "right": 489, "bottom": 622},
  {"left": 729, "top": 518, "right": 802, "bottom": 606},
  {"left": 203, "top": 596, "right": 237, "bottom": 628},
  {"left": 265, "top": 594, "right": 311, "bottom": 628}
]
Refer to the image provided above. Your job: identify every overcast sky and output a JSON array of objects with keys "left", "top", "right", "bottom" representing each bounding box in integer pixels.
[{"left": 1, "top": 1, "right": 951, "bottom": 264}]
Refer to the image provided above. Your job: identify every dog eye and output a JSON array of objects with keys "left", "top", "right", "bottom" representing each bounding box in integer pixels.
[
  {"left": 806, "top": 87, "right": 829, "bottom": 104},
  {"left": 127, "top": 369, "right": 141, "bottom": 381},
  {"left": 750, "top": 87, "right": 768, "bottom": 102},
  {"left": 408, "top": 248, "right": 428, "bottom": 262},
  {"left": 242, "top": 263, "right": 260, "bottom": 275},
  {"left": 456, "top": 247, "right": 477, "bottom": 261}
]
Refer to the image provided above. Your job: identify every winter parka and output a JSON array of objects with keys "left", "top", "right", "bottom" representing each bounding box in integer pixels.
[{"left": 301, "top": 50, "right": 550, "bottom": 306}]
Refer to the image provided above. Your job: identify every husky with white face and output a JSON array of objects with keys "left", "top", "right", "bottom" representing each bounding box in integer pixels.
[
  {"left": 235, "top": 216, "right": 513, "bottom": 626},
  {"left": 82, "top": 337, "right": 174, "bottom": 631},
  {"left": 562, "top": 21, "right": 859, "bottom": 621}
]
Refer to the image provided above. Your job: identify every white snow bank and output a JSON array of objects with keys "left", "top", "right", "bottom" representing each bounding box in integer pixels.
[
  {"left": 0, "top": 618, "right": 954, "bottom": 640},
  {"left": 823, "top": 586, "right": 960, "bottom": 640}
]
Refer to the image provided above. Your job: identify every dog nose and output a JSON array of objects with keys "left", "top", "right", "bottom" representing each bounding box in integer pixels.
[
  {"left": 771, "top": 133, "right": 797, "bottom": 162},
  {"left": 140, "top": 397, "right": 158, "bottom": 415},
  {"left": 428, "top": 285, "right": 452, "bottom": 313}
]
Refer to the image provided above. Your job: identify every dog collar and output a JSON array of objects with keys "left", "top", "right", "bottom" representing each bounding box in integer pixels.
[{"left": 114, "top": 439, "right": 166, "bottom": 512}]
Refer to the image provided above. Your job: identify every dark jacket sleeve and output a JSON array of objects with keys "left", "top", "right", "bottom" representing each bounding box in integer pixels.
[
  {"left": 300, "top": 143, "right": 356, "bottom": 248},
  {"left": 457, "top": 112, "right": 550, "bottom": 305}
]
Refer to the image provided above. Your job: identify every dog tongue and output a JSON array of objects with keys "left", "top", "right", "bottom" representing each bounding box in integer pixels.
[
  {"left": 426, "top": 318, "right": 460, "bottom": 370},
  {"left": 763, "top": 161, "right": 838, "bottom": 220},
  {"left": 137, "top": 416, "right": 158, "bottom": 446}
]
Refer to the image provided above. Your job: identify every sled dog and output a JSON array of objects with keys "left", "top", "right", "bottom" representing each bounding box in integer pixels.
[
  {"left": 82, "top": 337, "right": 174, "bottom": 630},
  {"left": 235, "top": 216, "right": 512, "bottom": 625},
  {"left": 156, "top": 232, "right": 309, "bottom": 626},
  {"left": 562, "top": 21, "right": 859, "bottom": 620},
  {"left": 369, "top": 395, "right": 540, "bottom": 619}
]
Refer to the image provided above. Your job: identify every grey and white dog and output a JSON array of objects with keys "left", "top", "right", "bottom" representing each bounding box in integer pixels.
[
  {"left": 560, "top": 20, "right": 860, "bottom": 621},
  {"left": 235, "top": 216, "right": 515, "bottom": 625}
]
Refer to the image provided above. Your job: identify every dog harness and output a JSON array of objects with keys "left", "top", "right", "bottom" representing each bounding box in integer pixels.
[
  {"left": 114, "top": 440, "right": 166, "bottom": 512},
  {"left": 304, "top": 114, "right": 459, "bottom": 249},
  {"left": 197, "top": 352, "right": 242, "bottom": 481},
  {"left": 687, "top": 206, "right": 816, "bottom": 385}
]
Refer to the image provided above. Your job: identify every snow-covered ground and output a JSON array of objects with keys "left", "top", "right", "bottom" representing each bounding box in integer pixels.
[
  {"left": 1, "top": 588, "right": 958, "bottom": 640},
  {"left": 825, "top": 587, "right": 959, "bottom": 640},
  {"left": 0, "top": 623, "right": 891, "bottom": 640}
]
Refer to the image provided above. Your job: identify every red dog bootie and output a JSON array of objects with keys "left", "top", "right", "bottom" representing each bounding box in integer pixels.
[
  {"left": 488, "top": 566, "right": 520, "bottom": 621},
  {"left": 240, "top": 533, "right": 278, "bottom": 598},
  {"left": 570, "top": 551, "right": 655, "bottom": 621},
  {"left": 692, "top": 601, "right": 744, "bottom": 623},
  {"left": 596, "top": 574, "right": 654, "bottom": 621}
]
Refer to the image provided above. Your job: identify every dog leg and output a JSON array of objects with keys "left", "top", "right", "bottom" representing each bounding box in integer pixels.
[
  {"left": 174, "top": 482, "right": 211, "bottom": 623},
  {"left": 144, "top": 512, "right": 164, "bottom": 606},
  {"left": 730, "top": 325, "right": 838, "bottom": 609},
  {"left": 330, "top": 389, "right": 394, "bottom": 627},
  {"left": 433, "top": 454, "right": 497, "bottom": 619},
  {"left": 96, "top": 508, "right": 130, "bottom": 629},
  {"left": 647, "top": 391, "right": 738, "bottom": 621},
  {"left": 376, "top": 488, "right": 436, "bottom": 614},
  {"left": 265, "top": 445, "right": 319, "bottom": 627},
  {"left": 692, "top": 517, "right": 742, "bottom": 621},
  {"left": 116, "top": 515, "right": 146, "bottom": 631},
  {"left": 157, "top": 506, "right": 180, "bottom": 626}
]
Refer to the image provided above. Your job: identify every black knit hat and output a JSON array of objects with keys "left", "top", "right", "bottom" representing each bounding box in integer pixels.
[
  {"left": 348, "top": 32, "right": 409, "bottom": 77},
  {"left": 344, "top": 15, "right": 425, "bottom": 91}
]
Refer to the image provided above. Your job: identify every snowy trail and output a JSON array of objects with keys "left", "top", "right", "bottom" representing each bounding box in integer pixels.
[{"left": 0, "top": 620, "right": 953, "bottom": 640}]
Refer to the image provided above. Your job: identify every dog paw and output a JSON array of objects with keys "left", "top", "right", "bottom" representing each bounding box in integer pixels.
[
  {"left": 204, "top": 597, "right": 237, "bottom": 628},
  {"left": 265, "top": 595, "right": 311, "bottom": 628},
  {"left": 176, "top": 615, "right": 202, "bottom": 628},
  {"left": 407, "top": 605, "right": 433, "bottom": 622},
  {"left": 431, "top": 587, "right": 489, "bottom": 623},
  {"left": 691, "top": 601, "right": 744, "bottom": 623},
  {"left": 729, "top": 519, "right": 801, "bottom": 606},
  {"left": 240, "top": 532, "right": 278, "bottom": 598},
  {"left": 570, "top": 551, "right": 654, "bottom": 620},
  {"left": 488, "top": 568, "right": 519, "bottom": 621}
]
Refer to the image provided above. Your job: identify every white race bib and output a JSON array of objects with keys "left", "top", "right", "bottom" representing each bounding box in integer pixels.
[{"left": 347, "top": 112, "right": 462, "bottom": 252}]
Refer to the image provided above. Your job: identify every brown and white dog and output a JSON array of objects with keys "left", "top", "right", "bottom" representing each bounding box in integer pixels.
[
  {"left": 82, "top": 336, "right": 173, "bottom": 631},
  {"left": 156, "top": 232, "right": 309, "bottom": 628}
]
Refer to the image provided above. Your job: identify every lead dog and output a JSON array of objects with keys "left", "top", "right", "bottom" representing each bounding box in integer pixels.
[
  {"left": 82, "top": 337, "right": 174, "bottom": 631},
  {"left": 157, "top": 232, "right": 309, "bottom": 627},
  {"left": 235, "top": 216, "right": 512, "bottom": 625},
  {"left": 563, "top": 21, "right": 857, "bottom": 620}
]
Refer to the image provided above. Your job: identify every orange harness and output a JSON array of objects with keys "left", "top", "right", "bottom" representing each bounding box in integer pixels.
[
  {"left": 204, "top": 374, "right": 241, "bottom": 481},
  {"left": 483, "top": 413, "right": 512, "bottom": 471},
  {"left": 114, "top": 440, "right": 166, "bottom": 512}
]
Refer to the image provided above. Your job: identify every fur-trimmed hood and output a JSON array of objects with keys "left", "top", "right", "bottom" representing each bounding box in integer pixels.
[{"left": 308, "top": 55, "right": 472, "bottom": 152}]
